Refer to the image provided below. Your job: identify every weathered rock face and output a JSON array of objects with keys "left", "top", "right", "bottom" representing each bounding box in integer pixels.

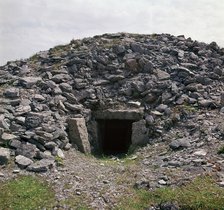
[
  {"left": 0, "top": 33, "right": 224, "bottom": 171},
  {"left": 68, "top": 118, "right": 91, "bottom": 153}
]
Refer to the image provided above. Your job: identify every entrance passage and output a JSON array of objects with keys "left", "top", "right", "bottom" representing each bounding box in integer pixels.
[{"left": 97, "top": 119, "right": 133, "bottom": 155}]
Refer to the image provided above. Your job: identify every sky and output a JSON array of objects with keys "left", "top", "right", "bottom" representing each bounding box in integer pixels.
[{"left": 0, "top": 0, "right": 224, "bottom": 65}]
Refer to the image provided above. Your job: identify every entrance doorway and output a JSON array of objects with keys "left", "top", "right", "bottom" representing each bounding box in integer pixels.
[{"left": 97, "top": 119, "right": 133, "bottom": 155}]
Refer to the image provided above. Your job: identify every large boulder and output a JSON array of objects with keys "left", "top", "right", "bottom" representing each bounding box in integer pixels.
[{"left": 68, "top": 118, "right": 91, "bottom": 154}]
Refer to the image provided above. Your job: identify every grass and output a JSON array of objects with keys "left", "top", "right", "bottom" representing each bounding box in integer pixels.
[
  {"left": 62, "top": 194, "right": 91, "bottom": 210},
  {"left": 218, "top": 145, "right": 224, "bottom": 154},
  {"left": 0, "top": 176, "right": 56, "bottom": 210},
  {"left": 117, "top": 176, "right": 224, "bottom": 210}
]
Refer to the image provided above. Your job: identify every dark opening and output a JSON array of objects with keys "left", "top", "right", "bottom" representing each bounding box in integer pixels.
[{"left": 97, "top": 119, "right": 133, "bottom": 156}]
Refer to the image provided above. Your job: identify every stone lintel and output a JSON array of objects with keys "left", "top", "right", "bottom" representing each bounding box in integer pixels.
[{"left": 93, "top": 109, "right": 143, "bottom": 120}]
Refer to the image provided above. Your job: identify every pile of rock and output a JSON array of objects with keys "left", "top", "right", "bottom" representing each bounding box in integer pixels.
[{"left": 0, "top": 33, "right": 224, "bottom": 172}]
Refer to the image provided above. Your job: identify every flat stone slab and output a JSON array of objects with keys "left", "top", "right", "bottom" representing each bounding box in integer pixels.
[
  {"left": 94, "top": 109, "right": 143, "bottom": 120},
  {"left": 68, "top": 118, "right": 91, "bottom": 154},
  {"left": 15, "top": 155, "right": 33, "bottom": 168},
  {"left": 27, "top": 159, "right": 55, "bottom": 172}
]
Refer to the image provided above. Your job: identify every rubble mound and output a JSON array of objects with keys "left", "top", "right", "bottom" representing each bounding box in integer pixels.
[{"left": 1, "top": 33, "right": 224, "bottom": 172}]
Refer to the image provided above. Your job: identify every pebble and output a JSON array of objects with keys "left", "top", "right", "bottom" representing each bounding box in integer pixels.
[{"left": 158, "top": 179, "right": 167, "bottom": 185}]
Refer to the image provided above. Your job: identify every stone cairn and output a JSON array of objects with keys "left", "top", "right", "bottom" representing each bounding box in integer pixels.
[{"left": 0, "top": 33, "right": 224, "bottom": 172}]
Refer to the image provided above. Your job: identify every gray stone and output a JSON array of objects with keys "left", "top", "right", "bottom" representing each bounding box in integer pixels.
[
  {"left": 20, "top": 77, "right": 42, "bottom": 88},
  {"left": 154, "top": 69, "right": 170, "bottom": 80},
  {"left": 126, "top": 59, "right": 138, "bottom": 72},
  {"left": 168, "top": 161, "right": 182, "bottom": 167},
  {"left": 52, "top": 74, "right": 72, "bottom": 83},
  {"left": 134, "top": 180, "right": 150, "bottom": 190},
  {"left": 145, "top": 115, "right": 154, "bottom": 125},
  {"left": 221, "top": 92, "right": 224, "bottom": 106},
  {"left": 131, "top": 120, "right": 148, "bottom": 146},
  {"left": 64, "top": 143, "right": 72, "bottom": 150},
  {"left": 198, "top": 99, "right": 216, "bottom": 108},
  {"left": 0, "top": 128, "right": 3, "bottom": 136},
  {"left": 33, "top": 94, "right": 45, "bottom": 102},
  {"left": 4, "top": 88, "right": 20, "bottom": 98},
  {"left": 158, "top": 179, "right": 167, "bottom": 185},
  {"left": 171, "top": 65, "right": 195, "bottom": 77},
  {"left": 0, "top": 147, "right": 10, "bottom": 165},
  {"left": 193, "top": 149, "right": 207, "bottom": 156},
  {"left": 0, "top": 115, "right": 9, "bottom": 130},
  {"left": 169, "top": 138, "right": 190, "bottom": 150},
  {"left": 27, "top": 159, "right": 55, "bottom": 172},
  {"left": 52, "top": 147, "right": 65, "bottom": 159},
  {"left": 16, "top": 143, "right": 38, "bottom": 159},
  {"left": 25, "top": 115, "right": 43, "bottom": 129},
  {"left": 94, "top": 109, "right": 143, "bottom": 120},
  {"left": 9, "top": 139, "right": 22, "bottom": 149},
  {"left": 15, "top": 155, "right": 33, "bottom": 168},
  {"left": 68, "top": 118, "right": 91, "bottom": 153},
  {"left": 59, "top": 83, "right": 73, "bottom": 92},
  {"left": 15, "top": 105, "right": 31, "bottom": 116},
  {"left": 44, "top": 141, "right": 57, "bottom": 150},
  {"left": 64, "top": 102, "right": 84, "bottom": 112},
  {"left": 1, "top": 133, "right": 17, "bottom": 143}
]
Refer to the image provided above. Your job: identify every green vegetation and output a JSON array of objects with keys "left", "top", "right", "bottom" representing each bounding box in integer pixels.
[
  {"left": 218, "top": 145, "right": 224, "bottom": 154},
  {"left": 55, "top": 155, "right": 64, "bottom": 166},
  {"left": 0, "top": 176, "right": 56, "bottom": 210},
  {"left": 62, "top": 195, "right": 91, "bottom": 210},
  {"left": 117, "top": 176, "right": 224, "bottom": 210}
]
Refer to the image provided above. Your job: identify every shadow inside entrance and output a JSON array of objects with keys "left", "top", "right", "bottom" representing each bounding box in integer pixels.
[{"left": 97, "top": 119, "right": 133, "bottom": 156}]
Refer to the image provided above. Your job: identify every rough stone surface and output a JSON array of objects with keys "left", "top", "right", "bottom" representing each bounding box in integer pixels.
[
  {"left": 68, "top": 118, "right": 91, "bottom": 153},
  {"left": 131, "top": 120, "right": 148, "bottom": 145},
  {"left": 0, "top": 32, "right": 224, "bottom": 183},
  {"left": 169, "top": 138, "right": 190, "bottom": 150},
  {"left": 27, "top": 159, "right": 55, "bottom": 172},
  {"left": 0, "top": 147, "right": 10, "bottom": 165},
  {"left": 15, "top": 155, "right": 33, "bottom": 168}
]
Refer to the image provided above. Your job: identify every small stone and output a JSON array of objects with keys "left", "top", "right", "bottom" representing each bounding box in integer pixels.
[
  {"left": 103, "top": 180, "right": 109, "bottom": 184},
  {"left": 27, "top": 159, "right": 55, "bottom": 172},
  {"left": 169, "top": 138, "right": 190, "bottom": 150},
  {"left": 127, "top": 101, "right": 141, "bottom": 107},
  {"left": 16, "top": 143, "right": 38, "bottom": 159},
  {"left": 134, "top": 180, "right": 150, "bottom": 190},
  {"left": 218, "top": 181, "right": 224, "bottom": 187},
  {"left": 192, "top": 158, "right": 206, "bottom": 165},
  {"left": 154, "top": 69, "right": 170, "bottom": 80},
  {"left": 20, "top": 77, "right": 42, "bottom": 88},
  {"left": 4, "top": 88, "right": 20, "bottom": 98},
  {"left": 15, "top": 155, "right": 33, "bottom": 169},
  {"left": 168, "top": 161, "right": 182, "bottom": 167},
  {"left": 13, "top": 169, "right": 20, "bottom": 173},
  {"left": 158, "top": 179, "right": 167, "bottom": 185},
  {"left": 0, "top": 172, "right": 5, "bottom": 177},
  {"left": 33, "top": 94, "right": 45, "bottom": 102},
  {"left": 193, "top": 149, "right": 207, "bottom": 156},
  {"left": 64, "top": 143, "right": 72, "bottom": 151},
  {"left": 54, "top": 148, "right": 65, "bottom": 159},
  {"left": 220, "top": 107, "right": 224, "bottom": 113},
  {"left": 1, "top": 133, "right": 17, "bottom": 141}
]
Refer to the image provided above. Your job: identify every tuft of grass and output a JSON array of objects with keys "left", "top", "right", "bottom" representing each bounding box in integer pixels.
[
  {"left": 117, "top": 176, "right": 224, "bottom": 210},
  {"left": 218, "top": 145, "right": 224, "bottom": 154},
  {"left": 55, "top": 155, "right": 64, "bottom": 166},
  {"left": 0, "top": 176, "right": 56, "bottom": 210}
]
